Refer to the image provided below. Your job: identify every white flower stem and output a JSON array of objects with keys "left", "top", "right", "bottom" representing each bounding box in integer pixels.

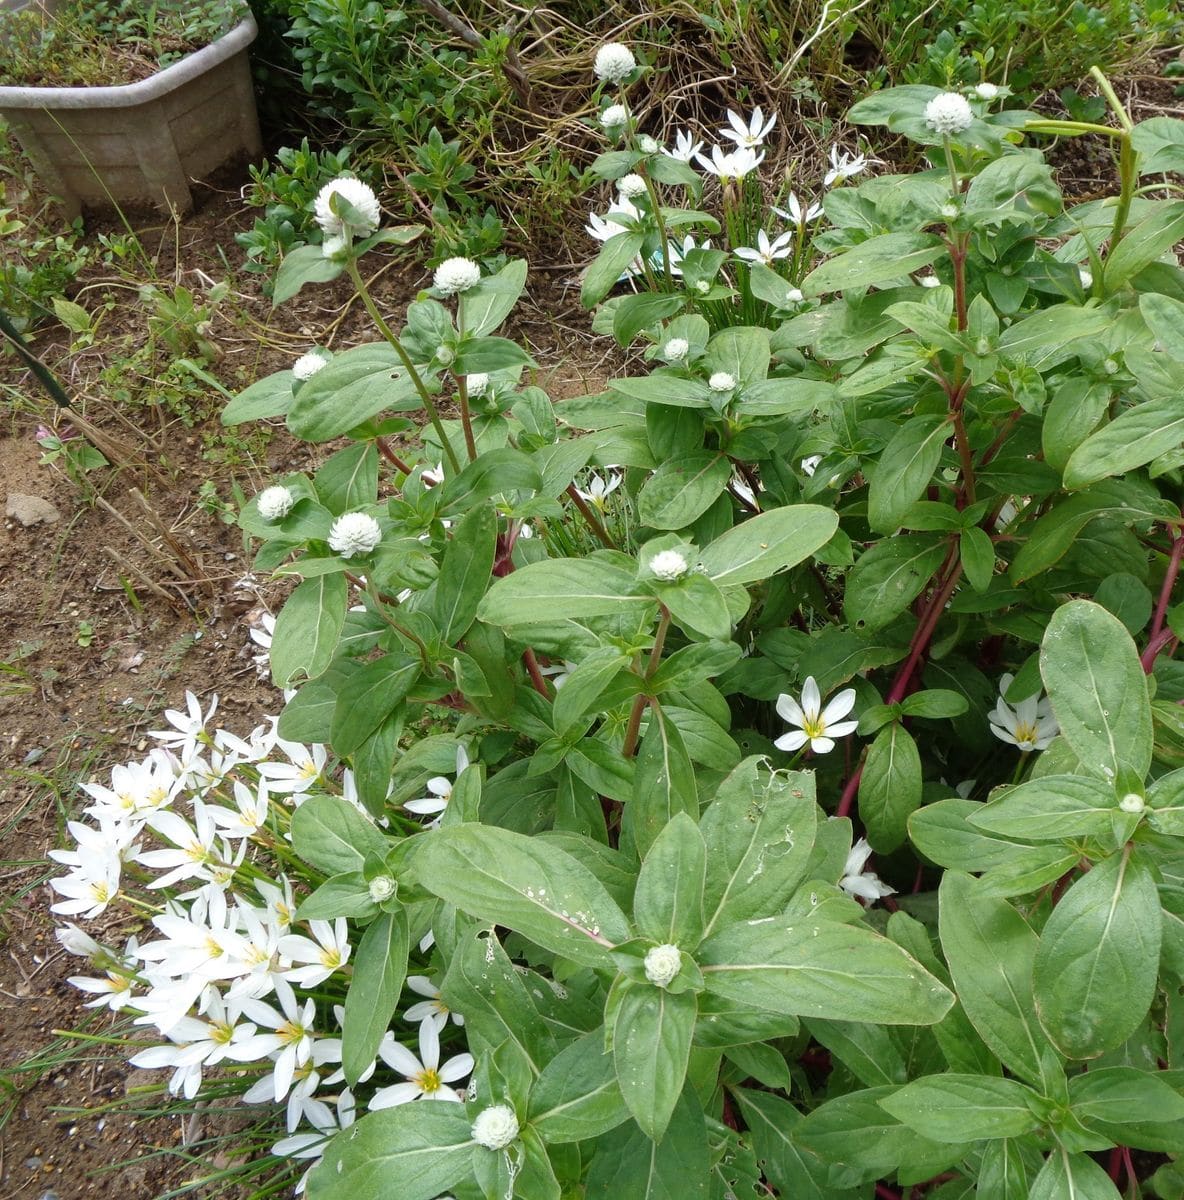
[{"left": 344, "top": 259, "right": 461, "bottom": 475}]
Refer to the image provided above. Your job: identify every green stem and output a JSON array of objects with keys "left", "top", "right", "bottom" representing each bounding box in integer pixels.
[
  {"left": 942, "top": 134, "right": 961, "bottom": 197},
  {"left": 639, "top": 165, "right": 673, "bottom": 291},
  {"left": 622, "top": 605, "right": 671, "bottom": 758},
  {"left": 454, "top": 304, "right": 478, "bottom": 462},
  {"left": 1089, "top": 67, "right": 1134, "bottom": 134},
  {"left": 345, "top": 258, "right": 460, "bottom": 475}
]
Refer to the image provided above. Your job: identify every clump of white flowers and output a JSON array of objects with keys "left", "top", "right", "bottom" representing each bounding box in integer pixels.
[
  {"left": 292, "top": 350, "right": 329, "bottom": 381},
  {"left": 709, "top": 371, "right": 736, "bottom": 392},
  {"left": 257, "top": 486, "right": 295, "bottom": 523},
  {"left": 314, "top": 178, "right": 381, "bottom": 255},
  {"left": 924, "top": 92, "right": 974, "bottom": 136},
  {"left": 650, "top": 549, "right": 689, "bottom": 581},
  {"left": 328, "top": 512, "right": 383, "bottom": 558},
  {"left": 644, "top": 944, "right": 682, "bottom": 988},
  {"left": 593, "top": 42, "right": 636, "bottom": 85},
  {"left": 472, "top": 1104, "right": 520, "bottom": 1150},
  {"left": 433, "top": 257, "right": 482, "bottom": 296}
]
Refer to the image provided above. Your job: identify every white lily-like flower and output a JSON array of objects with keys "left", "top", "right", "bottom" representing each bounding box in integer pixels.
[
  {"left": 735, "top": 229, "right": 795, "bottom": 266},
  {"left": 236, "top": 979, "right": 319, "bottom": 1101},
  {"left": 369, "top": 1021, "right": 474, "bottom": 1109},
  {"left": 273, "top": 1088, "right": 356, "bottom": 1195},
  {"left": 840, "top": 838, "right": 896, "bottom": 905},
  {"left": 694, "top": 144, "right": 765, "bottom": 182},
  {"left": 404, "top": 975, "right": 465, "bottom": 1031},
  {"left": 721, "top": 107, "right": 777, "bottom": 149},
  {"left": 774, "top": 676, "right": 858, "bottom": 754},
  {"left": 773, "top": 192, "right": 824, "bottom": 226},
  {"left": 147, "top": 691, "right": 218, "bottom": 765},
  {"left": 257, "top": 738, "right": 328, "bottom": 795},
  {"left": 406, "top": 747, "right": 470, "bottom": 825},
  {"left": 666, "top": 129, "right": 704, "bottom": 163},
  {"left": 988, "top": 673, "right": 1058, "bottom": 752},
  {"left": 278, "top": 919, "right": 351, "bottom": 988},
  {"left": 585, "top": 196, "right": 642, "bottom": 244},
  {"left": 575, "top": 471, "right": 621, "bottom": 509},
  {"left": 824, "top": 146, "right": 869, "bottom": 187},
  {"left": 80, "top": 750, "right": 178, "bottom": 825}
]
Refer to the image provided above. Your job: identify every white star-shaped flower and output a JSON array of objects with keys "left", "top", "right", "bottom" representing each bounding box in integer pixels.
[
  {"left": 774, "top": 676, "right": 858, "bottom": 754},
  {"left": 988, "top": 673, "right": 1058, "bottom": 752}
]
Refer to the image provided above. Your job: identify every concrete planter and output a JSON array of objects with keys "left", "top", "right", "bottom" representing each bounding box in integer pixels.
[{"left": 0, "top": 10, "right": 262, "bottom": 218}]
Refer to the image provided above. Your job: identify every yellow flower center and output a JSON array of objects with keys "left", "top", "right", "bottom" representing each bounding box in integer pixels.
[
  {"left": 319, "top": 947, "right": 342, "bottom": 969},
  {"left": 277, "top": 1020, "right": 306, "bottom": 1046},
  {"left": 415, "top": 1067, "right": 442, "bottom": 1094}
]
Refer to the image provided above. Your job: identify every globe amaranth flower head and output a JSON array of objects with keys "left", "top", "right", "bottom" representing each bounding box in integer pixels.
[
  {"left": 650, "top": 549, "right": 689, "bottom": 581},
  {"left": 472, "top": 1104, "right": 519, "bottom": 1150},
  {"left": 256, "top": 486, "right": 294, "bottom": 523},
  {"left": 433, "top": 257, "right": 482, "bottom": 296},
  {"left": 292, "top": 350, "right": 329, "bottom": 381},
  {"left": 618, "top": 173, "right": 647, "bottom": 200},
  {"left": 644, "top": 944, "right": 681, "bottom": 988},
  {"left": 328, "top": 512, "right": 382, "bottom": 558},
  {"left": 663, "top": 337, "right": 689, "bottom": 361},
  {"left": 594, "top": 42, "right": 636, "bottom": 84},
  {"left": 974, "top": 82, "right": 1000, "bottom": 100},
  {"left": 600, "top": 103, "right": 628, "bottom": 129},
  {"left": 709, "top": 371, "right": 736, "bottom": 392},
  {"left": 314, "top": 178, "right": 381, "bottom": 246},
  {"left": 924, "top": 92, "right": 974, "bottom": 136}
]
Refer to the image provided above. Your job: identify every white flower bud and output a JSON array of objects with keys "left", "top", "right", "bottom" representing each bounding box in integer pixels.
[
  {"left": 433, "top": 257, "right": 481, "bottom": 296},
  {"left": 292, "top": 350, "right": 329, "bottom": 381},
  {"left": 1103, "top": 357, "right": 1119, "bottom": 375},
  {"left": 472, "top": 1104, "right": 519, "bottom": 1150},
  {"left": 644, "top": 943, "right": 681, "bottom": 988},
  {"left": 466, "top": 372, "right": 490, "bottom": 396},
  {"left": 314, "top": 177, "right": 381, "bottom": 241},
  {"left": 924, "top": 92, "right": 974, "bottom": 135},
  {"left": 368, "top": 874, "right": 396, "bottom": 902},
  {"left": 1079, "top": 267, "right": 1093, "bottom": 289},
  {"left": 1119, "top": 793, "right": 1145, "bottom": 814},
  {"left": 56, "top": 923, "right": 102, "bottom": 957},
  {"left": 328, "top": 511, "right": 382, "bottom": 558},
  {"left": 664, "top": 337, "right": 689, "bottom": 360},
  {"left": 784, "top": 287, "right": 804, "bottom": 304},
  {"left": 594, "top": 42, "right": 636, "bottom": 85},
  {"left": 919, "top": 274, "right": 940, "bottom": 288},
  {"left": 618, "top": 173, "right": 647, "bottom": 199},
  {"left": 600, "top": 103, "right": 628, "bottom": 129},
  {"left": 975, "top": 82, "right": 1000, "bottom": 100},
  {"left": 709, "top": 371, "right": 736, "bottom": 392},
  {"left": 257, "top": 486, "right": 295, "bottom": 523},
  {"left": 650, "top": 549, "right": 688, "bottom": 581},
  {"left": 435, "top": 345, "right": 456, "bottom": 367},
  {"left": 695, "top": 279, "right": 711, "bottom": 294},
  {"left": 638, "top": 135, "right": 660, "bottom": 154},
  {"left": 941, "top": 203, "right": 959, "bottom": 219}
]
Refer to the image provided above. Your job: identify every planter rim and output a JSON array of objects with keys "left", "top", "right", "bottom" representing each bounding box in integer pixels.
[{"left": 0, "top": 11, "right": 256, "bottom": 109}]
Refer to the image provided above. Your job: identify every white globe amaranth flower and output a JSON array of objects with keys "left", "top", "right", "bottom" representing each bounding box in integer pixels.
[
  {"left": 594, "top": 42, "right": 636, "bottom": 85},
  {"left": 1079, "top": 267, "right": 1093, "bottom": 289},
  {"left": 644, "top": 943, "right": 681, "bottom": 988},
  {"left": 919, "top": 274, "right": 941, "bottom": 288},
  {"left": 709, "top": 371, "right": 736, "bottom": 392},
  {"left": 600, "top": 103, "right": 628, "bottom": 130},
  {"left": 314, "top": 177, "right": 381, "bottom": 241},
  {"left": 466, "top": 372, "right": 490, "bottom": 396},
  {"left": 924, "top": 92, "right": 975, "bottom": 136},
  {"left": 257, "top": 486, "right": 295, "bottom": 523},
  {"left": 328, "top": 512, "right": 383, "bottom": 558},
  {"left": 974, "top": 82, "right": 1000, "bottom": 100},
  {"left": 368, "top": 874, "right": 396, "bottom": 902},
  {"left": 292, "top": 350, "right": 329, "bottom": 381},
  {"left": 435, "top": 345, "right": 456, "bottom": 367},
  {"left": 1119, "top": 793, "right": 1145, "bottom": 814},
  {"left": 637, "top": 134, "right": 660, "bottom": 154},
  {"left": 785, "top": 287, "right": 804, "bottom": 304},
  {"left": 618, "top": 173, "right": 647, "bottom": 199},
  {"left": 650, "top": 549, "right": 689, "bottom": 581},
  {"left": 472, "top": 1104, "right": 519, "bottom": 1150},
  {"left": 664, "top": 337, "right": 689, "bottom": 361},
  {"left": 433, "top": 256, "right": 482, "bottom": 296},
  {"left": 1103, "top": 357, "right": 1119, "bottom": 375},
  {"left": 695, "top": 279, "right": 711, "bottom": 295},
  {"left": 940, "top": 202, "right": 960, "bottom": 219}
]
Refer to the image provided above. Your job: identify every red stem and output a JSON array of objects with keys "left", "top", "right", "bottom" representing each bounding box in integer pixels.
[
  {"left": 522, "top": 648, "right": 551, "bottom": 700},
  {"left": 376, "top": 437, "right": 411, "bottom": 475},
  {"left": 1142, "top": 529, "right": 1184, "bottom": 673},
  {"left": 875, "top": 1186, "right": 901, "bottom": 1200}
]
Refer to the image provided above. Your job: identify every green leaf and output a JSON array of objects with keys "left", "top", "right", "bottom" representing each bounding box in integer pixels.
[
  {"left": 330, "top": 654, "right": 419, "bottom": 756},
  {"left": 967, "top": 776, "right": 1119, "bottom": 841},
  {"left": 315, "top": 442, "right": 379, "bottom": 514},
  {"left": 290, "top": 795, "right": 391, "bottom": 875},
  {"left": 351, "top": 713, "right": 402, "bottom": 817},
  {"left": 733, "top": 1089, "right": 841, "bottom": 1200},
  {"left": 845, "top": 535, "right": 948, "bottom": 632},
  {"left": 459, "top": 258, "right": 527, "bottom": 336},
  {"left": 704, "top": 326, "right": 770, "bottom": 385},
  {"left": 1064, "top": 396, "right": 1184, "bottom": 489},
  {"left": 1033, "top": 849, "right": 1162, "bottom": 1059},
  {"left": 634, "top": 812, "right": 707, "bottom": 947},
  {"left": 1069, "top": 1066, "right": 1184, "bottom": 1127},
  {"left": 997, "top": 304, "right": 1112, "bottom": 365},
  {"left": 609, "top": 373, "right": 713, "bottom": 410},
  {"left": 414, "top": 825, "right": 632, "bottom": 967},
  {"left": 612, "top": 294, "right": 686, "bottom": 346},
  {"left": 222, "top": 369, "right": 293, "bottom": 424},
  {"left": 803, "top": 232, "right": 945, "bottom": 296},
  {"left": 699, "top": 917, "right": 954, "bottom": 1024},
  {"left": 288, "top": 344, "right": 420, "bottom": 441},
  {"left": 438, "top": 446, "right": 541, "bottom": 514},
  {"left": 960, "top": 526, "right": 996, "bottom": 592},
  {"left": 1028, "top": 1150, "right": 1123, "bottom": 1200},
  {"left": 451, "top": 335, "right": 533, "bottom": 374},
  {"left": 1039, "top": 600, "right": 1152, "bottom": 781},
  {"left": 583, "top": 231, "right": 645, "bottom": 308},
  {"left": 295, "top": 871, "right": 378, "bottom": 921},
  {"left": 306, "top": 1101, "right": 473, "bottom": 1200},
  {"left": 807, "top": 1018, "right": 908, "bottom": 1087},
  {"left": 273, "top": 243, "right": 346, "bottom": 306},
  {"left": 879, "top": 1074, "right": 1040, "bottom": 1143},
  {"left": 478, "top": 558, "right": 654, "bottom": 626},
  {"left": 623, "top": 705, "right": 699, "bottom": 860},
  {"left": 859, "top": 722, "right": 922, "bottom": 853},
  {"left": 938, "top": 873, "right": 1057, "bottom": 1091},
  {"left": 637, "top": 453, "right": 730, "bottom": 530},
  {"left": 1103, "top": 200, "right": 1184, "bottom": 289},
  {"left": 583, "top": 1087, "right": 709, "bottom": 1200},
  {"left": 1131, "top": 116, "right": 1184, "bottom": 175},
  {"left": 270, "top": 573, "right": 347, "bottom": 687},
  {"left": 1139, "top": 293, "right": 1184, "bottom": 362},
  {"left": 528, "top": 1032, "right": 629, "bottom": 1143},
  {"left": 343, "top": 908, "right": 409, "bottom": 1085},
  {"left": 697, "top": 505, "right": 839, "bottom": 586},
  {"left": 432, "top": 504, "right": 497, "bottom": 644},
  {"left": 868, "top": 415, "right": 950, "bottom": 534},
  {"left": 699, "top": 759, "right": 818, "bottom": 938},
  {"left": 612, "top": 983, "right": 697, "bottom": 1141}
]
